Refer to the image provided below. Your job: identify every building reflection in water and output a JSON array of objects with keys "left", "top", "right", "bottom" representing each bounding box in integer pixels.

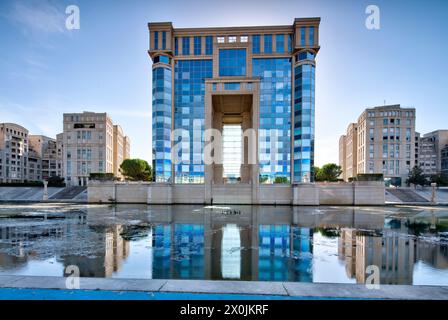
[{"left": 0, "top": 204, "right": 447, "bottom": 285}]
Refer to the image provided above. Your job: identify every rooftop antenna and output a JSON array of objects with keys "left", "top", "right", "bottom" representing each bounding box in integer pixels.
[{"left": 383, "top": 99, "right": 386, "bottom": 106}]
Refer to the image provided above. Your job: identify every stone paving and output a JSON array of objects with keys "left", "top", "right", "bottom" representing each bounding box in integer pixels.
[{"left": 1, "top": 276, "right": 447, "bottom": 300}]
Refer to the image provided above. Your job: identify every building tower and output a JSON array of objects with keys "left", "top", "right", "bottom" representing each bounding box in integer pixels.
[{"left": 148, "top": 19, "right": 320, "bottom": 190}]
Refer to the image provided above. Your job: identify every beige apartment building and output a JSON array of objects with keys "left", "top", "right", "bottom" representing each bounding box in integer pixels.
[
  {"left": 62, "top": 112, "right": 130, "bottom": 186},
  {"left": 112, "top": 125, "right": 131, "bottom": 178},
  {"left": 418, "top": 130, "right": 448, "bottom": 176},
  {"left": 29, "top": 135, "right": 63, "bottom": 180},
  {"left": 339, "top": 135, "right": 346, "bottom": 180},
  {"left": 339, "top": 105, "right": 416, "bottom": 186},
  {"left": 345, "top": 123, "right": 358, "bottom": 180},
  {"left": 0, "top": 123, "right": 29, "bottom": 183}
]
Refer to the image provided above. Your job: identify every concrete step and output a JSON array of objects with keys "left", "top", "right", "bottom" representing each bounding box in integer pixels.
[
  {"left": 387, "top": 188, "right": 429, "bottom": 202},
  {"left": 50, "top": 186, "right": 87, "bottom": 200}
]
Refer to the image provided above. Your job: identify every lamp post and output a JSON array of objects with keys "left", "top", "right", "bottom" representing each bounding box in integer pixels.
[
  {"left": 43, "top": 180, "right": 48, "bottom": 201},
  {"left": 431, "top": 182, "right": 437, "bottom": 204}
]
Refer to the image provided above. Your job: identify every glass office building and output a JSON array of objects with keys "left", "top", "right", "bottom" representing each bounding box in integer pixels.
[{"left": 149, "top": 18, "right": 320, "bottom": 185}]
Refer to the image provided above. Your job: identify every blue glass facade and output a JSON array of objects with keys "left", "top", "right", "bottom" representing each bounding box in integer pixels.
[
  {"left": 252, "top": 35, "right": 261, "bottom": 54},
  {"left": 258, "top": 225, "right": 313, "bottom": 281},
  {"left": 276, "top": 34, "right": 284, "bottom": 53},
  {"left": 152, "top": 63, "right": 172, "bottom": 182},
  {"left": 152, "top": 224, "right": 205, "bottom": 279},
  {"left": 253, "top": 58, "right": 292, "bottom": 183},
  {"left": 174, "top": 60, "right": 213, "bottom": 183},
  {"left": 219, "top": 49, "right": 246, "bottom": 77},
  {"left": 293, "top": 53, "right": 315, "bottom": 182},
  {"left": 154, "top": 31, "right": 158, "bottom": 50},
  {"left": 150, "top": 21, "right": 318, "bottom": 184},
  {"left": 264, "top": 34, "right": 273, "bottom": 54},
  {"left": 194, "top": 36, "right": 201, "bottom": 55},
  {"left": 182, "top": 37, "right": 190, "bottom": 55},
  {"left": 205, "top": 36, "right": 213, "bottom": 55}
]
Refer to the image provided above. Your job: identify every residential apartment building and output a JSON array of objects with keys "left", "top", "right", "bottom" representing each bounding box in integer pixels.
[
  {"left": 414, "top": 132, "right": 420, "bottom": 167},
  {"left": 0, "top": 123, "right": 29, "bottom": 183},
  {"left": 418, "top": 130, "right": 448, "bottom": 176},
  {"left": 339, "top": 105, "right": 416, "bottom": 186},
  {"left": 29, "top": 135, "right": 63, "bottom": 180},
  {"left": 442, "top": 144, "right": 448, "bottom": 176},
  {"left": 149, "top": 18, "right": 320, "bottom": 185},
  {"left": 62, "top": 112, "right": 130, "bottom": 186},
  {"left": 112, "top": 125, "right": 131, "bottom": 178},
  {"left": 27, "top": 148, "right": 42, "bottom": 182},
  {"left": 339, "top": 135, "right": 346, "bottom": 180},
  {"left": 345, "top": 123, "right": 358, "bottom": 180}
]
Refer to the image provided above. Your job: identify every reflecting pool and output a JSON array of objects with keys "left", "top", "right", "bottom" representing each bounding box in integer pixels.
[{"left": 0, "top": 204, "right": 447, "bottom": 285}]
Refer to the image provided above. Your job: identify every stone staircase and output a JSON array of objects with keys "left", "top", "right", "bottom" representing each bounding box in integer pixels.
[
  {"left": 387, "top": 188, "right": 429, "bottom": 203},
  {"left": 50, "top": 186, "right": 87, "bottom": 200}
]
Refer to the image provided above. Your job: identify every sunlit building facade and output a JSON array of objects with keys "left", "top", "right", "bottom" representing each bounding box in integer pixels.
[{"left": 148, "top": 18, "right": 320, "bottom": 184}]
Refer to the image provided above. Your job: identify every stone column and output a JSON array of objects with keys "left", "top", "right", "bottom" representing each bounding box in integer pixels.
[
  {"left": 43, "top": 180, "right": 48, "bottom": 201},
  {"left": 431, "top": 182, "right": 437, "bottom": 203}
]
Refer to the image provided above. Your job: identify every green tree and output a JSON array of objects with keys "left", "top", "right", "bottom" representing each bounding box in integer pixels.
[
  {"left": 315, "top": 163, "right": 342, "bottom": 182},
  {"left": 274, "top": 176, "right": 288, "bottom": 184},
  {"left": 312, "top": 166, "right": 320, "bottom": 182},
  {"left": 259, "top": 175, "right": 269, "bottom": 184},
  {"left": 430, "top": 174, "right": 448, "bottom": 187},
  {"left": 119, "top": 159, "right": 152, "bottom": 181},
  {"left": 406, "top": 166, "right": 427, "bottom": 187}
]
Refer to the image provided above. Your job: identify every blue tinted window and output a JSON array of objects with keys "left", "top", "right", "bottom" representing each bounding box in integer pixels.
[
  {"left": 174, "top": 37, "right": 178, "bottom": 55},
  {"left": 154, "top": 55, "right": 170, "bottom": 64},
  {"left": 253, "top": 58, "right": 292, "bottom": 183},
  {"left": 182, "top": 37, "right": 190, "bottom": 55},
  {"left": 300, "top": 27, "right": 305, "bottom": 46},
  {"left": 224, "top": 82, "right": 240, "bottom": 90},
  {"left": 162, "top": 31, "right": 166, "bottom": 50},
  {"left": 293, "top": 61, "right": 315, "bottom": 182},
  {"left": 264, "top": 34, "right": 272, "bottom": 53},
  {"left": 152, "top": 65, "right": 172, "bottom": 182},
  {"left": 276, "top": 35, "right": 285, "bottom": 53},
  {"left": 219, "top": 49, "right": 246, "bottom": 77},
  {"left": 154, "top": 31, "right": 159, "bottom": 50},
  {"left": 174, "top": 60, "right": 213, "bottom": 183},
  {"left": 205, "top": 36, "right": 213, "bottom": 55},
  {"left": 308, "top": 27, "right": 314, "bottom": 46},
  {"left": 253, "top": 35, "right": 260, "bottom": 54},
  {"left": 288, "top": 34, "right": 292, "bottom": 53},
  {"left": 297, "top": 51, "right": 315, "bottom": 61},
  {"left": 194, "top": 36, "right": 201, "bottom": 55}
]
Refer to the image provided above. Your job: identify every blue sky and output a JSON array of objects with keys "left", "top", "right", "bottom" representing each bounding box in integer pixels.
[{"left": 0, "top": 0, "right": 447, "bottom": 166}]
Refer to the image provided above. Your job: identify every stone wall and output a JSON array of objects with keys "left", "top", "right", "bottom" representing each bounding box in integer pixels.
[{"left": 87, "top": 181, "right": 385, "bottom": 205}]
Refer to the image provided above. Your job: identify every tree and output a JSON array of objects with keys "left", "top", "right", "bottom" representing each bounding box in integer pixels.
[
  {"left": 406, "top": 166, "right": 427, "bottom": 187},
  {"left": 274, "top": 176, "right": 288, "bottom": 184},
  {"left": 119, "top": 159, "right": 152, "bottom": 181},
  {"left": 312, "top": 166, "right": 320, "bottom": 182},
  {"left": 315, "top": 163, "right": 342, "bottom": 182},
  {"left": 430, "top": 174, "right": 448, "bottom": 187}
]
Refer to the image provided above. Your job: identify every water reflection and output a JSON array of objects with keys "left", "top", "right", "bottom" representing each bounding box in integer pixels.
[{"left": 0, "top": 204, "right": 447, "bottom": 285}]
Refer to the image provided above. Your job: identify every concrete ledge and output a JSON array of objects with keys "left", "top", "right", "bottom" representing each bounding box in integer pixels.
[
  {"left": 160, "top": 279, "right": 287, "bottom": 296},
  {"left": 1, "top": 276, "right": 447, "bottom": 300},
  {"left": 88, "top": 181, "right": 386, "bottom": 205}
]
